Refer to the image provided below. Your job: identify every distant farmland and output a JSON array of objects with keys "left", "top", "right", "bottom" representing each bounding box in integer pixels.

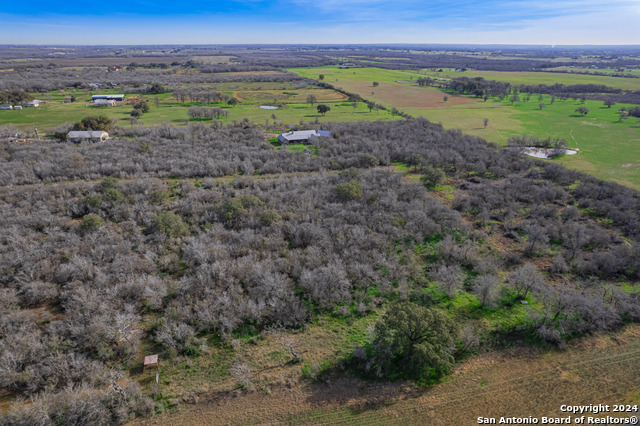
[
  {"left": 290, "top": 66, "right": 640, "bottom": 189},
  {"left": 418, "top": 69, "right": 640, "bottom": 91}
]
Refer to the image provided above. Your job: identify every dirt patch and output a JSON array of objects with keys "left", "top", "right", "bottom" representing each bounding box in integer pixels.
[
  {"left": 621, "top": 163, "right": 638, "bottom": 168},
  {"left": 337, "top": 81, "right": 481, "bottom": 109},
  {"left": 559, "top": 370, "right": 581, "bottom": 382},
  {"left": 580, "top": 121, "right": 604, "bottom": 128}
]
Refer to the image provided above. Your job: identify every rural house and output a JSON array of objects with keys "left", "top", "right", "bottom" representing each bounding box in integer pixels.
[
  {"left": 67, "top": 131, "right": 110, "bottom": 143},
  {"left": 277, "top": 130, "right": 332, "bottom": 144}
]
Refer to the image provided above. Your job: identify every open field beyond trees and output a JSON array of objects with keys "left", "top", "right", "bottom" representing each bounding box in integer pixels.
[{"left": 290, "top": 66, "right": 640, "bottom": 189}]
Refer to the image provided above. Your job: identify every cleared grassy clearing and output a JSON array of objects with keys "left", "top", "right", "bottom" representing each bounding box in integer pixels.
[
  {"left": 288, "top": 66, "right": 640, "bottom": 188},
  {"left": 291, "top": 67, "right": 640, "bottom": 188},
  {"left": 508, "top": 95, "right": 640, "bottom": 189}
]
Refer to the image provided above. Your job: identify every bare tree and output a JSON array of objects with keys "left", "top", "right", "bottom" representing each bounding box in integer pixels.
[
  {"left": 431, "top": 264, "right": 464, "bottom": 298},
  {"left": 524, "top": 224, "right": 549, "bottom": 256},
  {"left": 508, "top": 264, "right": 545, "bottom": 299},
  {"left": 473, "top": 274, "right": 499, "bottom": 308},
  {"left": 270, "top": 327, "right": 302, "bottom": 364},
  {"left": 306, "top": 94, "right": 317, "bottom": 107}
]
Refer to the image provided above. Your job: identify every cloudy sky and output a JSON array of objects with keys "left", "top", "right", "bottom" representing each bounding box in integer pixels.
[{"left": 1, "top": 0, "right": 639, "bottom": 45}]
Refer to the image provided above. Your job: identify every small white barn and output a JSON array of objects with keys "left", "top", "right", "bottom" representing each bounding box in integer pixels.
[
  {"left": 277, "top": 130, "right": 333, "bottom": 144},
  {"left": 67, "top": 131, "right": 109, "bottom": 143},
  {"left": 13, "top": 105, "right": 23, "bottom": 110}
]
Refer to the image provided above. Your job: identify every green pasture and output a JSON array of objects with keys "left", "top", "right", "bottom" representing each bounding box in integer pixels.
[
  {"left": 0, "top": 87, "right": 402, "bottom": 130},
  {"left": 414, "top": 93, "right": 640, "bottom": 189},
  {"left": 509, "top": 95, "right": 640, "bottom": 189}
]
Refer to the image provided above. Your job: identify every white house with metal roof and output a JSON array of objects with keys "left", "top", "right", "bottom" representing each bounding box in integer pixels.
[
  {"left": 67, "top": 131, "right": 110, "bottom": 143},
  {"left": 277, "top": 130, "right": 332, "bottom": 144}
]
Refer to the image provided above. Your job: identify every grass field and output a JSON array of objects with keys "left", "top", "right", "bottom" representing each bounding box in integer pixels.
[{"left": 413, "top": 96, "right": 640, "bottom": 189}]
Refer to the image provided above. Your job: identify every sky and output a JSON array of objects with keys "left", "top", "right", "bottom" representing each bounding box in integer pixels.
[{"left": 1, "top": 0, "right": 639, "bottom": 45}]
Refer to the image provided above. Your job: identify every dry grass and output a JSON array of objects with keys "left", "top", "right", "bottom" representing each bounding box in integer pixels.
[
  {"left": 233, "top": 89, "right": 346, "bottom": 103},
  {"left": 341, "top": 81, "right": 481, "bottom": 109},
  {"left": 132, "top": 325, "right": 640, "bottom": 425}
]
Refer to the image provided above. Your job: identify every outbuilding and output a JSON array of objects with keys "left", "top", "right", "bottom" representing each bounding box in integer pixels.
[
  {"left": 93, "top": 99, "right": 116, "bottom": 106},
  {"left": 91, "top": 94, "right": 125, "bottom": 102},
  {"left": 67, "top": 131, "right": 110, "bottom": 143},
  {"left": 0, "top": 105, "right": 13, "bottom": 110}
]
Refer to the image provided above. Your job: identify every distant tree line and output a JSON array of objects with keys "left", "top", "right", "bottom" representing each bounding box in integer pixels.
[{"left": 437, "top": 76, "right": 640, "bottom": 105}]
